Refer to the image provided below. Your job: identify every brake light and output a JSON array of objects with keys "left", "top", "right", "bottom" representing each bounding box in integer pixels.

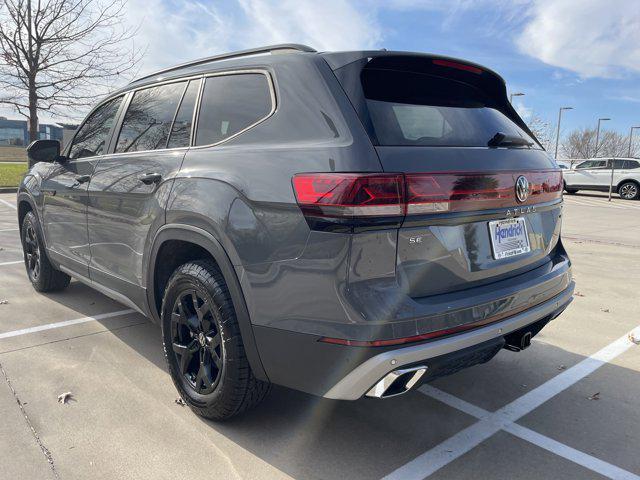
[
  {"left": 292, "top": 171, "right": 562, "bottom": 221},
  {"left": 292, "top": 173, "right": 404, "bottom": 217},
  {"left": 432, "top": 59, "right": 483, "bottom": 75}
]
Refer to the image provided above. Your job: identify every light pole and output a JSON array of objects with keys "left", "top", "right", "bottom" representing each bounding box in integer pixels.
[
  {"left": 554, "top": 107, "right": 573, "bottom": 159},
  {"left": 627, "top": 126, "right": 640, "bottom": 158},
  {"left": 594, "top": 117, "right": 610, "bottom": 158},
  {"left": 509, "top": 92, "right": 524, "bottom": 103}
]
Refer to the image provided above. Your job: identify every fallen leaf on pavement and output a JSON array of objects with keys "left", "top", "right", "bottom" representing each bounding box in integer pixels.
[
  {"left": 57, "top": 392, "right": 74, "bottom": 404},
  {"left": 557, "top": 365, "right": 567, "bottom": 371},
  {"left": 175, "top": 398, "right": 186, "bottom": 406},
  {"left": 574, "top": 292, "right": 585, "bottom": 297},
  {"left": 600, "top": 308, "right": 610, "bottom": 313},
  {"left": 587, "top": 392, "right": 600, "bottom": 401},
  {"left": 629, "top": 332, "right": 640, "bottom": 345},
  {"left": 0, "top": 300, "right": 8, "bottom": 305}
]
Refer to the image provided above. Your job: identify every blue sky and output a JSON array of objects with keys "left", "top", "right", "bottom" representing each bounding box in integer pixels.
[
  {"left": 125, "top": 0, "right": 640, "bottom": 138},
  {"left": 4, "top": 0, "right": 639, "bottom": 140}
]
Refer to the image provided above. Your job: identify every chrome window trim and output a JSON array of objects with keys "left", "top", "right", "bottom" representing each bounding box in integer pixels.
[{"left": 191, "top": 69, "right": 277, "bottom": 150}]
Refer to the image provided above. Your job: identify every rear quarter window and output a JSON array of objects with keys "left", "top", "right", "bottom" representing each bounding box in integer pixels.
[{"left": 195, "top": 73, "right": 273, "bottom": 146}]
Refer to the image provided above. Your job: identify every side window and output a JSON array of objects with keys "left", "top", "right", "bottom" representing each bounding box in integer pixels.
[
  {"left": 623, "top": 160, "right": 639, "bottom": 169},
  {"left": 591, "top": 160, "right": 607, "bottom": 169},
  {"left": 69, "top": 96, "right": 123, "bottom": 159},
  {"left": 611, "top": 159, "right": 626, "bottom": 169},
  {"left": 195, "top": 73, "right": 272, "bottom": 146},
  {"left": 576, "top": 161, "right": 592, "bottom": 169},
  {"left": 115, "top": 81, "right": 186, "bottom": 153},
  {"left": 167, "top": 79, "right": 201, "bottom": 149}
]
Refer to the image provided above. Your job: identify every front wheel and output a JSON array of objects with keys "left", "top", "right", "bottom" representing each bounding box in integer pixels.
[
  {"left": 160, "top": 260, "right": 270, "bottom": 420},
  {"left": 21, "top": 211, "right": 70, "bottom": 292},
  {"left": 618, "top": 181, "right": 639, "bottom": 200}
]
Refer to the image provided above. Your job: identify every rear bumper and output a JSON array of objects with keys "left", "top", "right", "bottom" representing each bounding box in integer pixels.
[
  {"left": 324, "top": 280, "right": 573, "bottom": 399},
  {"left": 252, "top": 279, "right": 574, "bottom": 400}
]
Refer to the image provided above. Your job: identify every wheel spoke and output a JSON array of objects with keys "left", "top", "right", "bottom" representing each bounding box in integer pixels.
[
  {"left": 208, "top": 332, "right": 221, "bottom": 350},
  {"left": 173, "top": 339, "right": 198, "bottom": 375},
  {"left": 209, "top": 347, "right": 223, "bottom": 371},
  {"left": 195, "top": 361, "right": 213, "bottom": 391}
]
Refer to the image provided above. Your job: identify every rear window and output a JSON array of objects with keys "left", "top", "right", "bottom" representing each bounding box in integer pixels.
[
  {"left": 362, "top": 68, "right": 537, "bottom": 148},
  {"left": 195, "top": 73, "right": 272, "bottom": 146}
]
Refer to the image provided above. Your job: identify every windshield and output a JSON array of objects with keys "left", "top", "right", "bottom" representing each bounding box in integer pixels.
[{"left": 362, "top": 68, "right": 537, "bottom": 148}]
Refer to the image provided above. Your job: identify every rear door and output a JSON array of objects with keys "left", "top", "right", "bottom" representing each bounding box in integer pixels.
[
  {"left": 86, "top": 78, "right": 201, "bottom": 306},
  {"left": 335, "top": 56, "right": 563, "bottom": 297}
]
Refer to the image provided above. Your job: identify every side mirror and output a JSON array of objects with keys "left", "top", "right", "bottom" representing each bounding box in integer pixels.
[{"left": 27, "top": 139, "right": 61, "bottom": 168}]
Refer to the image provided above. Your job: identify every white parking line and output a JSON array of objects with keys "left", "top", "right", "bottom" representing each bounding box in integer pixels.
[
  {"left": 420, "top": 385, "right": 640, "bottom": 480},
  {"left": 384, "top": 326, "right": 640, "bottom": 480},
  {"left": 0, "top": 309, "right": 136, "bottom": 340},
  {"left": 0, "top": 260, "right": 23, "bottom": 266},
  {"left": 0, "top": 228, "right": 18, "bottom": 232},
  {"left": 0, "top": 198, "right": 17, "bottom": 210}
]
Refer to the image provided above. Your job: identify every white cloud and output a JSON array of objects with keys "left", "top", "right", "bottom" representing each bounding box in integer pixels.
[
  {"left": 515, "top": 0, "right": 640, "bottom": 78},
  {"left": 127, "top": 0, "right": 382, "bottom": 77}
]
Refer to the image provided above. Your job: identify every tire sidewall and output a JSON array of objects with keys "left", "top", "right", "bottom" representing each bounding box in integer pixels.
[{"left": 161, "top": 268, "right": 234, "bottom": 409}]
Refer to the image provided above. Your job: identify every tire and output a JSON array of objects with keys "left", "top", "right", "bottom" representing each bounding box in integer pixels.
[
  {"left": 160, "top": 260, "right": 270, "bottom": 420},
  {"left": 618, "top": 181, "right": 639, "bottom": 200},
  {"left": 21, "top": 211, "right": 71, "bottom": 292},
  {"left": 563, "top": 182, "right": 578, "bottom": 194}
]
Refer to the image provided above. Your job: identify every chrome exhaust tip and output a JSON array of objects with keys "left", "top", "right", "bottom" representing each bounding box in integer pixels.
[{"left": 365, "top": 365, "right": 428, "bottom": 399}]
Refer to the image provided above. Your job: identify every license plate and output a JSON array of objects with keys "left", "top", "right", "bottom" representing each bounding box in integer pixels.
[{"left": 488, "top": 218, "right": 530, "bottom": 259}]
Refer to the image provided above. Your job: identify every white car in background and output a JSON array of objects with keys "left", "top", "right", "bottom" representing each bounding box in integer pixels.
[{"left": 563, "top": 158, "right": 640, "bottom": 200}]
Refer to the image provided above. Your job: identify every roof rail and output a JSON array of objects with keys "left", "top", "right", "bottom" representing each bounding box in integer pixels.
[{"left": 131, "top": 44, "right": 317, "bottom": 84}]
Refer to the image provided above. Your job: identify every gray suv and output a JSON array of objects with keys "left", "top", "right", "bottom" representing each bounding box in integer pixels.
[{"left": 18, "top": 44, "right": 574, "bottom": 420}]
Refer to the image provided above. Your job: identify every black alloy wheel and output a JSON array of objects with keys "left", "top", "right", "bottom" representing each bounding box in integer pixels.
[
  {"left": 23, "top": 223, "right": 41, "bottom": 282},
  {"left": 170, "top": 289, "right": 223, "bottom": 395},
  {"left": 21, "top": 211, "right": 70, "bottom": 292},
  {"left": 161, "top": 260, "right": 270, "bottom": 420}
]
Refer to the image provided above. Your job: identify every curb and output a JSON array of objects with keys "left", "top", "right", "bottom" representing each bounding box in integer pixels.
[{"left": 0, "top": 187, "right": 18, "bottom": 194}]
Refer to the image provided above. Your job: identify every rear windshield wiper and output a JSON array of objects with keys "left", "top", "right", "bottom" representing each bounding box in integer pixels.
[{"left": 488, "top": 132, "right": 533, "bottom": 148}]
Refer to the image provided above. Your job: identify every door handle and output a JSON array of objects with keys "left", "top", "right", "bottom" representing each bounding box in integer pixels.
[
  {"left": 139, "top": 173, "right": 162, "bottom": 185},
  {"left": 75, "top": 175, "right": 91, "bottom": 184}
]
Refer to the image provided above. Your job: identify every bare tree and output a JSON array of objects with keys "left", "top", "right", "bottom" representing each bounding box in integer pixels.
[
  {"left": 526, "top": 113, "right": 555, "bottom": 151},
  {"left": 0, "top": 0, "right": 143, "bottom": 141},
  {"left": 561, "top": 127, "right": 633, "bottom": 163}
]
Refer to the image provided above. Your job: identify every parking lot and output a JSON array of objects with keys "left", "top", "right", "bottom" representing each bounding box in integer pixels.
[{"left": 0, "top": 191, "right": 639, "bottom": 480}]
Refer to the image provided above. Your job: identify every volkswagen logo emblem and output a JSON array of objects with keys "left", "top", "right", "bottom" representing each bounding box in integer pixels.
[{"left": 515, "top": 176, "right": 530, "bottom": 203}]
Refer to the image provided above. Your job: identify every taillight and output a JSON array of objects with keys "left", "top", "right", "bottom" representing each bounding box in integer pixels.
[
  {"left": 292, "top": 171, "right": 562, "bottom": 228},
  {"left": 292, "top": 173, "right": 404, "bottom": 217}
]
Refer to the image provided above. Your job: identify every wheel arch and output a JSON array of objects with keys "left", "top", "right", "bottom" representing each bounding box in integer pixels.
[
  {"left": 616, "top": 178, "right": 640, "bottom": 191},
  {"left": 147, "top": 224, "right": 268, "bottom": 382}
]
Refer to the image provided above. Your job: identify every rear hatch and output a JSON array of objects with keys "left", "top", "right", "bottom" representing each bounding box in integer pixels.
[{"left": 326, "top": 53, "right": 563, "bottom": 297}]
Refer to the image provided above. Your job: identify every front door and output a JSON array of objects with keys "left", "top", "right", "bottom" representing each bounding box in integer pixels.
[
  {"left": 86, "top": 79, "right": 200, "bottom": 308},
  {"left": 41, "top": 96, "right": 124, "bottom": 276}
]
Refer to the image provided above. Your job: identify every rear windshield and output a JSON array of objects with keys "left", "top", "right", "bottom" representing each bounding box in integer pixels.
[{"left": 362, "top": 68, "right": 537, "bottom": 148}]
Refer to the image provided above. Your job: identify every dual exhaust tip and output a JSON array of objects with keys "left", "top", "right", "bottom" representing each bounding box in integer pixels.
[
  {"left": 365, "top": 330, "right": 534, "bottom": 399},
  {"left": 366, "top": 365, "right": 428, "bottom": 399}
]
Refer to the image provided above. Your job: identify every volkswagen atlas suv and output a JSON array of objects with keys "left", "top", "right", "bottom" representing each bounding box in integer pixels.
[{"left": 18, "top": 44, "right": 574, "bottom": 420}]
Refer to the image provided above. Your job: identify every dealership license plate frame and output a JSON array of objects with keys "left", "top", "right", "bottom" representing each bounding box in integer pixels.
[{"left": 488, "top": 217, "right": 531, "bottom": 260}]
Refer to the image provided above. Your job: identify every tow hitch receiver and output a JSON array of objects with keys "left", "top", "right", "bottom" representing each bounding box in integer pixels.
[{"left": 504, "top": 330, "right": 532, "bottom": 352}]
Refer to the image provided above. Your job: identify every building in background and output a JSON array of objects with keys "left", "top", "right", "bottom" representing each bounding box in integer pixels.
[{"left": 0, "top": 117, "right": 68, "bottom": 147}]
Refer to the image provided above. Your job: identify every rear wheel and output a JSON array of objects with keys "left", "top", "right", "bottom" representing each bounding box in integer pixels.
[
  {"left": 618, "top": 181, "right": 639, "bottom": 200},
  {"left": 160, "top": 260, "right": 270, "bottom": 420},
  {"left": 563, "top": 182, "right": 578, "bottom": 194},
  {"left": 21, "top": 211, "right": 70, "bottom": 292}
]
